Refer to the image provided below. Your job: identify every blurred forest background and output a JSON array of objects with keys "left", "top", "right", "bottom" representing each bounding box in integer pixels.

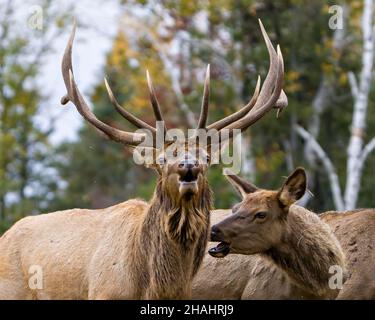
[{"left": 1, "top": 0, "right": 375, "bottom": 233}]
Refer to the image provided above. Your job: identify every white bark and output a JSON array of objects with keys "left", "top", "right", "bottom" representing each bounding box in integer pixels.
[
  {"left": 304, "top": 77, "right": 332, "bottom": 165},
  {"left": 356, "top": 137, "right": 375, "bottom": 179},
  {"left": 301, "top": 8, "right": 348, "bottom": 207},
  {"left": 282, "top": 140, "right": 294, "bottom": 173},
  {"left": 305, "top": 5, "right": 348, "bottom": 162},
  {"left": 295, "top": 125, "right": 345, "bottom": 211},
  {"left": 348, "top": 71, "right": 358, "bottom": 97},
  {"left": 298, "top": 1, "right": 375, "bottom": 210},
  {"left": 344, "top": 0, "right": 375, "bottom": 209},
  {"left": 240, "top": 135, "right": 256, "bottom": 181}
]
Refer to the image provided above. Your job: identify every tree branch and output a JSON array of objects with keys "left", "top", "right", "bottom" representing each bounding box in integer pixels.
[
  {"left": 348, "top": 71, "right": 358, "bottom": 98},
  {"left": 358, "top": 136, "right": 375, "bottom": 168},
  {"left": 294, "top": 125, "right": 344, "bottom": 210}
]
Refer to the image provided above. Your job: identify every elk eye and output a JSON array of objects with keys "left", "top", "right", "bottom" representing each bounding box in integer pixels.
[
  {"left": 255, "top": 212, "right": 267, "bottom": 219},
  {"left": 206, "top": 155, "right": 211, "bottom": 164}
]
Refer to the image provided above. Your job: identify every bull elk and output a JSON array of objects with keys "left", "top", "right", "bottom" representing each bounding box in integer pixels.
[
  {"left": 206, "top": 168, "right": 347, "bottom": 299},
  {"left": 0, "top": 20, "right": 287, "bottom": 299}
]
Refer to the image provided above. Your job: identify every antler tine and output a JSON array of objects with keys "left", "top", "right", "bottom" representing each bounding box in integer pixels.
[
  {"left": 146, "top": 70, "right": 167, "bottom": 132},
  {"left": 274, "top": 89, "right": 288, "bottom": 118},
  {"left": 248, "top": 45, "right": 284, "bottom": 125},
  {"left": 68, "top": 71, "right": 145, "bottom": 145},
  {"left": 250, "top": 19, "right": 279, "bottom": 110},
  {"left": 223, "top": 20, "right": 286, "bottom": 132},
  {"left": 61, "top": 20, "right": 77, "bottom": 106},
  {"left": 207, "top": 19, "right": 286, "bottom": 133},
  {"left": 197, "top": 64, "right": 210, "bottom": 129},
  {"left": 61, "top": 23, "right": 147, "bottom": 147},
  {"left": 275, "top": 90, "right": 288, "bottom": 108},
  {"left": 104, "top": 78, "right": 156, "bottom": 133},
  {"left": 207, "top": 75, "right": 261, "bottom": 131},
  {"left": 226, "top": 44, "right": 284, "bottom": 132}
]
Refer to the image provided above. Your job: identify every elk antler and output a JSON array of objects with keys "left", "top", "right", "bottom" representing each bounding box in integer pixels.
[
  {"left": 61, "top": 22, "right": 160, "bottom": 147},
  {"left": 146, "top": 70, "right": 166, "bottom": 131},
  {"left": 61, "top": 20, "right": 286, "bottom": 149},
  {"left": 207, "top": 76, "right": 261, "bottom": 131},
  {"left": 197, "top": 64, "right": 210, "bottom": 129},
  {"left": 224, "top": 45, "right": 284, "bottom": 132},
  {"left": 208, "top": 19, "right": 287, "bottom": 134},
  {"left": 104, "top": 78, "right": 156, "bottom": 133}
]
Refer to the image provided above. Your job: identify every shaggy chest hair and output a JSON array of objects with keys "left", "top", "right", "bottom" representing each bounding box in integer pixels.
[{"left": 134, "top": 179, "right": 212, "bottom": 299}]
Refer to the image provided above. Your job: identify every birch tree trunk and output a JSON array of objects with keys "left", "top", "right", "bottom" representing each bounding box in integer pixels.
[
  {"left": 300, "top": 5, "right": 348, "bottom": 207},
  {"left": 298, "top": 77, "right": 332, "bottom": 206},
  {"left": 344, "top": 0, "right": 374, "bottom": 209},
  {"left": 296, "top": 0, "right": 375, "bottom": 210}
]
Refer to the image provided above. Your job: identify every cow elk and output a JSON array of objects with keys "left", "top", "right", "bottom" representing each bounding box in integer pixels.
[
  {"left": 208, "top": 168, "right": 347, "bottom": 299},
  {"left": 193, "top": 209, "right": 374, "bottom": 300},
  {"left": 0, "top": 20, "right": 287, "bottom": 299}
]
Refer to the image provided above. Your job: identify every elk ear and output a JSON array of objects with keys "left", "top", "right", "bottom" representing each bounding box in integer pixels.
[
  {"left": 278, "top": 167, "right": 307, "bottom": 208},
  {"left": 224, "top": 168, "right": 258, "bottom": 199}
]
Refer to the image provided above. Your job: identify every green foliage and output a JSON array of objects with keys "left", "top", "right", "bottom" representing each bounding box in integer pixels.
[{"left": 0, "top": 0, "right": 68, "bottom": 232}]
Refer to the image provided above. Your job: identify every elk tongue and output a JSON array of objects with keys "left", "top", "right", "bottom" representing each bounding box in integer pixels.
[{"left": 208, "top": 242, "right": 230, "bottom": 258}]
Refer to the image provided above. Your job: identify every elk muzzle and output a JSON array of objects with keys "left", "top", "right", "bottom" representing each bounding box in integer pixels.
[
  {"left": 178, "top": 158, "right": 201, "bottom": 196},
  {"left": 209, "top": 224, "right": 231, "bottom": 258}
]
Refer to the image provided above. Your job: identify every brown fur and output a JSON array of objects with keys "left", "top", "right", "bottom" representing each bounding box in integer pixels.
[
  {"left": 321, "top": 209, "right": 375, "bottom": 299},
  {"left": 0, "top": 166, "right": 212, "bottom": 299},
  {"left": 264, "top": 205, "right": 345, "bottom": 299},
  {"left": 193, "top": 207, "right": 375, "bottom": 299}
]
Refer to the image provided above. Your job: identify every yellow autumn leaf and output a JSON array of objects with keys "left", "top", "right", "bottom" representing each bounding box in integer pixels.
[{"left": 339, "top": 73, "right": 348, "bottom": 86}]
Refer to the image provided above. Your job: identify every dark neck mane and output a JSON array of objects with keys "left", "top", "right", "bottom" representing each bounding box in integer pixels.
[
  {"left": 135, "top": 177, "right": 212, "bottom": 299},
  {"left": 265, "top": 206, "right": 346, "bottom": 299}
]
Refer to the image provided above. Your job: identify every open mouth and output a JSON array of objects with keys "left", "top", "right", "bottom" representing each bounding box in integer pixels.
[
  {"left": 179, "top": 169, "right": 198, "bottom": 197},
  {"left": 179, "top": 170, "right": 197, "bottom": 184},
  {"left": 208, "top": 242, "right": 231, "bottom": 258}
]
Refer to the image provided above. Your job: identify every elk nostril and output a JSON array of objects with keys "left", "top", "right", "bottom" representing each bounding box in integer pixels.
[
  {"left": 210, "top": 226, "right": 221, "bottom": 241},
  {"left": 210, "top": 230, "right": 219, "bottom": 241}
]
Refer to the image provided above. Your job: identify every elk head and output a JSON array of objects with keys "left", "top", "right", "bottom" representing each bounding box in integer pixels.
[
  {"left": 209, "top": 168, "right": 307, "bottom": 257},
  {"left": 60, "top": 20, "right": 287, "bottom": 207}
]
